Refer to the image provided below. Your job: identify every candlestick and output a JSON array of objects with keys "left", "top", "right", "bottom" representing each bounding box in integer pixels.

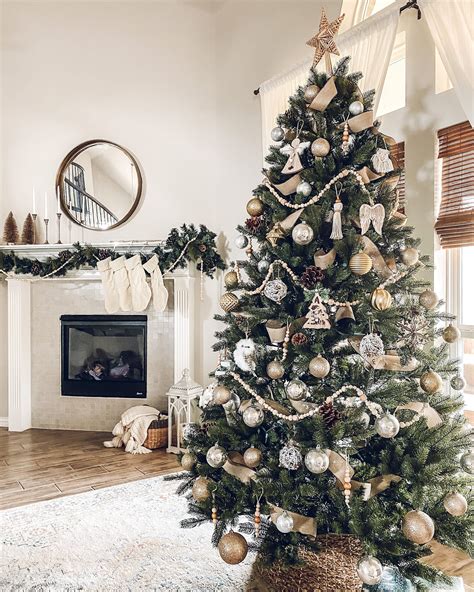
[
  {"left": 44, "top": 218, "right": 50, "bottom": 244},
  {"left": 56, "top": 186, "right": 61, "bottom": 214},
  {"left": 44, "top": 191, "right": 48, "bottom": 219},
  {"left": 56, "top": 212, "right": 62, "bottom": 244},
  {"left": 32, "top": 188, "right": 37, "bottom": 215},
  {"left": 32, "top": 213, "right": 38, "bottom": 245}
]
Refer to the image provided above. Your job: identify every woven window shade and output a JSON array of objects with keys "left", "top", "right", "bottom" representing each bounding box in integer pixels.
[
  {"left": 390, "top": 142, "right": 405, "bottom": 213},
  {"left": 435, "top": 121, "right": 474, "bottom": 249}
]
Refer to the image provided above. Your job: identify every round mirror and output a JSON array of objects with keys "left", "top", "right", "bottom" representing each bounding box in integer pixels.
[{"left": 56, "top": 140, "right": 142, "bottom": 230}]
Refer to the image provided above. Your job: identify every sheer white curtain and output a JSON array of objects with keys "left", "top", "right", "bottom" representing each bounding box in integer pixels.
[{"left": 419, "top": 0, "right": 474, "bottom": 125}]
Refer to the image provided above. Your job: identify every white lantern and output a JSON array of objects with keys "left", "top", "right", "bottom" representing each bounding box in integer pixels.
[{"left": 166, "top": 369, "right": 203, "bottom": 454}]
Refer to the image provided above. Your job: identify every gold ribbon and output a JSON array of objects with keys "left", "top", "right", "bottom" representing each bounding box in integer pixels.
[
  {"left": 396, "top": 401, "right": 442, "bottom": 428},
  {"left": 313, "top": 248, "right": 336, "bottom": 269},
  {"left": 346, "top": 474, "right": 402, "bottom": 500},
  {"left": 349, "top": 336, "right": 419, "bottom": 372},
  {"left": 309, "top": 77, "right": 337, "bottom": 112},
  {"left": 347, "top": 111, "right": 374, "bottom": 133},
  {"left": 326, "top": 449, "right": 354, "bottom": 482},
  {"left": 273, "top": 173, "right": 302, "bottom": 196},
  {"left": 360, "top": 236, "right": 395, "bottom": 279},
  {"left": 223, "top": 451, "right": 257, "bottom": 484},
  {"left": 269, "top": 504, "right": 317, "bottom": 537},
  {"left": 358, "top": 166, "right": 383, "bottom": 184}
]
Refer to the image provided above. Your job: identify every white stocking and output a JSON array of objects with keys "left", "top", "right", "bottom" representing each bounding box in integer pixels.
[
  {"left": 125, "top": 254, "right": 151, "bottom": 312},
  {"left": 143, "top": 254, "right": 168, "bottom": 312},
  {"left": 97, "top": 257, "right": 120, "bottom": 313},
  {"left": 110, "top": 255, "right": 132, "bottom": 311}
]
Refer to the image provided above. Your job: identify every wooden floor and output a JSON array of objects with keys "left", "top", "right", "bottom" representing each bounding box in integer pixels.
[{"left": 0, "top": 428, "right": 472, "bottom": 590}]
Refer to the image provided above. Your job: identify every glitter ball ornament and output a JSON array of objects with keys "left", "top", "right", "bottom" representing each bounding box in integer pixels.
[
  {"left": 275, "top": 511, "right": 294, "bottom": 533},
  {"left": 267, "top": 359, "right": 285, "bottom": 380},
  {"left": 444, "top": 492, "right": 468, "bottom": 516},
  {"left": 451, "top": 375, "right": 466, "bottom": 391},
  {"left": 218, "top": 531, "right": 248, "bottom": 564},
  {"left": 349, "top": 100, "right": 364, "bottom": 116},
  {"left": 402, "top": 510, "right": 435, "bottom": 545},
  {"left": 279, "top": 442, "right": 302, "bottom": 470},
  {"left": 270, "top": 126, "right": 285, "bottom": 142},
  {"left": 401, "top": 247, "right": 419, "bottom": 266},
  {"left": 220, "top": 292, "right": 239, "bottom": 313},
  {"left": 243, "top": 404, "right": 264, "bottom": 428},
  {"left": 243, "top": 447, "right": 262, "bottom": 468},
  {"left": 192, "top": 476, "right": 210, "bottom": 502},
  {"left": 286, "top": 379, "right": 308, "bottom": 401},
  {"left": 304, "top": 448, "right": 329, "bottom": 474},
  {"left": 246, "top": 197, "right": 264, "bottom": 217},
  {"left": 206, "top": 443, "right": 228, "bottom": 468},
  {"left": 371, "top": 288, "right": 392, "bottom": 311},
  {"left": 349, "top": 253, "right": 372, "bottom": 275},
  {"left": 442, "top": 324, "right": 461, "bottom": 343},
  {"left": 213, "top": 385, "right": 232, "bottom": 405},
  {"left": 309, "top": 355, "right": 330, "bottom": 378},
  {"left": 375, "top": 413, "right": 400, "bottom": 438},
  {"left": 311, "top": 138, "right": 330, "bottom": 157},
  {"left": 224, "top": 270, "right": 239, "bottom": 289},
  {"left": 257, "top": 259, "right": 270, "bottom": 273},
  {"left": 181, "top": 452, "right": 196, "bottom": 471},
  {"left": 357, "top": 556, "right": 383, "bottom": 585},
  {"left": 235, "top": 234, "right": 248, "bottom": 249},
  {"left": 292, "top": 221, "right": 314, "bottom": 245},
  {"left": 304, "top": 84, "right": 320, "bottom": 103},
  {"left": 460, "top": 450, "right": 474, "bottom": 474},
  {"left": 263, "top": 279, "right": 288, "bottom": 303},
  {"left": 420, "top": 370, "right": 443, "bottom": 394},
  {"left": 296, "top": 181, "right": 312, "bottom": 197},
  {"left": 419, "top": 289, "right": 438, "bottom": 310},
  {"left": 360, "top": 332, "right": 385, "bottom": 362}
]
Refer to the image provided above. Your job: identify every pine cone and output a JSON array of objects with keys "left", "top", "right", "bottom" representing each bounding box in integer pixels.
[
  {"left": 198, "top": 244, "right": 207, "bottom": 253},
  {"left": 319, "top": 400, "right": 341, "bottom": 428},
  {"left": 245, "top": 216, "right": 264, "bottom": 235},
  {"left": 57, "top": 250, "right": 72, "bottom": 263},
  {"left": 97, "top": 249, "right": 112, "bottom": 260},
  {"left": 300, "top": 265, "right": 324, "bottom": 289},
  {"left": 30, "top": 261, "right": 42, "bottom": 276},
  {"left": 291, "top": 332, "right": 308, "bottom": 346}
]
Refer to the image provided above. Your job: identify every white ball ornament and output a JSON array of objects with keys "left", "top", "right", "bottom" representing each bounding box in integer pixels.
[
  {"left": 242, "top": 404, "right": 264, "bottom": 428},
  {"left": 213, "top": 385, "right": 232, "bottom": 405},
  {"left": 206, "top": 443, "right": 228, "bottom": 468},
  {"left": 460, "top": 450, "right": 474, "bottom": 474},
  {"left": 451, "top": 375, "right": 466, "bottom": 391},
  {"left": 443, "top": 492, "right": 468, "bottom": 516},
  {"left": 311, "top": 138, "right": 330, "bottom": 157},
  {"left": 296, "top": 181, "right": 312, "bottom": 197},
  {"left": 292, "top": 221, "right": 314, "bottom": 246},
  {"left": 349, "top": 100, "right": 364, "bottom": 116},
  {"left": 304, "top": 448, "right": 330, "bottom": 474},
  {"left": 401, "top": 247, "right": 419, "bottom": 266},
  {"left": 286, "top": 379, "right": 307, "bottom": 401},
  {"left": 309, "top": 355, "right": 330, "bottom": 378},
  {"left": 375, "top": 413, "right": 400, "bottom": 438},
  {"left": 267, "top": 359, "right": 285, "bottom": 380},
  {"left": 257, "top": 259, "right": 270, "bottom": 273},
  {"left": 357, "top": 556, "right": 383, "bottom": 585},
  {"left": 275, "top": 511, "right": 294, "bottom": 533},
  {"left": 303, "top": 84, "right": 319, "bottom": 103},
  {"left": 270, "top": 126, "right": 285, "bottom": 142},
  {"left": 235, "top": 234, "right": 248, "bottom": 249}
]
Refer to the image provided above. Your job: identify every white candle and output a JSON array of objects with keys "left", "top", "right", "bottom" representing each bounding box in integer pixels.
[
  {"left": 32, "top": 188, "right": 37, "bottom": 215},
  {"left": 56, "top": 186, "right": 61, "bottom": 214},
  {"left": 44, "top": 191, "right": 48, "bottom": 219}
]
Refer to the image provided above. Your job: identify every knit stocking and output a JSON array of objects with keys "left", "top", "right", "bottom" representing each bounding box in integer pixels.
[
  {"left": 143, "top": 254, "right": 168, "bottom": 312},
  {"left": 110, "top": 255, "right": 132, "bottom": 311},
  {"left": 125, "top": 254, "right": 152, "bottom": 312},
  {"left": 97, "top": 257, "right": 120, "bottom": 313}
]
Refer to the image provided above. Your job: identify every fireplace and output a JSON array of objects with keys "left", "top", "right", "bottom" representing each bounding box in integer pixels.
[{"left": 60, "top": 315, "right": 147, "bottom": 398}]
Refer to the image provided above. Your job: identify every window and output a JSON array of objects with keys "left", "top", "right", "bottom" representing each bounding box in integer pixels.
[
  {"left": 377, "top": 31, "right": 406, "bottom": 116},
  {"left": 389, "top": 141, "right": 405, "bottom": 212},
  {"left": 435, "top": 47, "right": 453, "bottom": 95}
]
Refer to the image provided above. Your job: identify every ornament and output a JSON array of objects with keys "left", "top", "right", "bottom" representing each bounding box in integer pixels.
[
  {"left": 442, "top": 324, "right": 461, "bottom": 344},
  {"left": 291, "top": 332, "right": 308, "bottom": 346},
  {"left": 279, "top": 442, "right": 302, "bottom": 470},
  {"left": 300, "top": 265, "right": 324, "bottom": 289},
  {"left": 254, "top": 498, "right": 262, "bottom": 536},
  {"left": 263, "top": 279, "right": 288, "bottom": 303},
  {"left": 357, "top": 556, "right": 383, "bottom": 585},
  {"left": 284, "top": 129, "right": 297, "bottom": 142},
  {"left": 399, "top": 310, "right": 430, "bottom": 350},
  {"left": 303, "top": 293, "right": 331, "bottom": 329},
  {"left": 371, "top": 566, "right": 414, "bottom": 591},
  {"left": 233, "top": 339, "right": 257, "bottom": 372},
  {"left": 451, "top": 375, "right": 466, "bottom": 391},
  {"left": 292, "top": 221, "right": 314, "bottom": 245},
  {"left": 342, "top": 120, "right": 350, "bottom": 154},
  {"left": 360, "top": 332, "right": 385, "bottom": 363},
  {"left": 181, "top": 452, "right": 196, "bottom": 471},
  {"left": 280, "top": 138, "right": 310, "bottom": 175},
  {"left": 218, "top": 531, "right": 248, "bottom": 564},
  {"left": 243, "top": 404, "right": 264, "bottom": 428},
  {"left": 296, "top": 181, "right": 312, "bottom": 197},
  {"left": 235, "top": 234, "right": 248, "bottom": 249},
  {"left": 419, "top": 289, "right": 438, "bottom": 310},
  {"left": 319, "top": 400, "right": 341, "bottom": 427},
  {"left": 286, "top": 379, "right": 308, "bottom": 401},
  {"left": 443, "top": 492, "right": 468, "bottom": 516},
  {"left": 220, "top": 292, "right": 239, "bottom": 313},
  {"left": 275, "top": 511, "right": 294, "bottom": 533},
  {"left": 303, "top": 84, "right": 320, "bottom": 103},
  {"left": 306, "top": 8, "right": 345, "bottom": 70},
  {"left": 311, "top": 138, "right": 330, "bottom": 157},
  {"left": 192, "top": 476, "right": 210, "bottom": 502},
  {"left": 246, "top": 198, "right": 264, "bottom": 217},
  {"left": 309, "top": 355, "right": 330, "bottom": 378},
  {"left": 349, "top": 100, "right": 364, "bottom": 116},
  {"left": 211, "top": 492, "right": 218, "bottom": 524},
  {"left": 330, "top": 184, "right": 344, "bottom": 240},
  {"left": 375, "top": 413, "right": 400, "bottom": 438},
  {"left": 265, "top": 320, "right": 287, "bottom": 344},
  {"left": 420, "top": 370, "right": 442, "bottom": 394},
  {"left": 224, "top": 270, "right": 239, "bottom": 289},
  {"left": 271, "top": 126, "right": 285, "bottom": 142},
  {"left": 213, "top": 385, "right": 232, "bottom": 405},
  {"left": 257, "top": 259, "right": 270, "bottom": 273},
  {"left": 245, "top": 215, "right": 264, "bottom": 234},
  {"left": 401, "top": 247, "right": 419, "bottom": 266},
  {"left": 358, "top": 411, "right": 371, "bottom": 429},
  {"left": 206, "top": 443, "right": 228, "bottom": 468},
  {"left": 371, "top": 148, "right": 394, "bottom": 174},
  {"left": 460, "top": 450, "right": 474, "bottom": 474},
  {"left": 243, "top": 447, "right": 262, "bottom": 468},
  {"left": 304, "top": 448, "right": 329, "bottom": 473},
  {"left": 349, "top": 252, "right": 372, "bottom": 275},
  {"left": 402, "top": 510, "right": 435, "bottom": 545},
  {"left": 335, "top": 305, "right": 355, "bottom": 332},
  {"left": 371, "top": 288, "right": 392, "bottom": 311},
  {"left": 267, "top": 359, "right": 285, "bottom": 380},
  {"left": 359, "top": 203, "right": 385, "bottom": 235}
]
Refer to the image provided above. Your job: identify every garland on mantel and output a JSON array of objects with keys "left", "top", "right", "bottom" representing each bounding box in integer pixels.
[{"left": 0, "top": 224, "right": 225, "bottom": 279}]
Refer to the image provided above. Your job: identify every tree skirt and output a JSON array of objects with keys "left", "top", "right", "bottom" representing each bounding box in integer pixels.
[{"left": 0, "top": 475, "right": 252, "bottom": 592}]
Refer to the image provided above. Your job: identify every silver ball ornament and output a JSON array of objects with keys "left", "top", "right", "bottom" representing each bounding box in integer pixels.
[
  {"left": 257, "top": 259, "right": 270, "bottom": 273},
  {"left": 358, "top": 411, "right": 371, "bottom": 429},
  {"left": 460, "top": 450, "right": 474, "bottom": 474},
  {"left": 213, "top": 385, "right": 232, "bottom": 405},
  {"left": 206, "top": 443, "right": 228, "bottom": 468},
  {"left": 267, "top": 359, "right": 285, "bottom": 380},
  {"left": 304, "top": 448, "right": 329, "bottom": 474},
  {"left": 296, "top": 181, "right": 312, "bottom": 197},
  {"left": 242, "top": 404, "right": 264, "bottom": 428},
  {"left": 303, "top": 84, "right": 319, "bottom": 103},
  {"left": 181, "top": 452, "right": 196, "bottom": 471},
  {"left": 375, "top": 413, "right": 400, "bottom": 438},
  {"left": 275, "top": 511, "right": 294, "bottom": 533},
  {"left": 357, "top": 555, "right": 383, "bottom": 585},
  {"left": 349, "top": 100, "right": 364, "bottom": 116},
  {"left": 270, "top": 126, "right": 285, "bottom": 142},
  {"left": 401, "top": 247, "right": 419, "bottom": 266},
  {"left": 402, "top": 510, "right": 435, "bottom": 545},
  {"left": 442, "top": 324, "right": 461, "bottom": 343},
  {"left": 308, "top": 355, "right": 330, "bottom": 378},
  {"left": 235, "top": 234, "right": 248, "bottom": 249},
  {"left": 279, "top": 442, "right": 302, "bottom": 470},
  {"left": 243, "top": 447, "right": 262, "bottom": 468},
  {"left": 419, "top": 289, "right": 439, "bottom": 310},
  {"left": 311, "top": 138, "right": 330, "bottom": 157},
  {"left": 292, "top": 221, "right": 314, "bottom": 246},
  {"left": 451, "top": 375, "right": 466, "bottom": 391},
  {"left": 444, "top": 492, "right": 468, "bottom": 516},
  {"left": 286, "top": 379, "right": 307, "bottom": 401}
]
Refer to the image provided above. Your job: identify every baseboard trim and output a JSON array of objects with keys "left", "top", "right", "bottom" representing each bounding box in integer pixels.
[{"left": 0, "top": 417, "right": 8, "bottom": 428}]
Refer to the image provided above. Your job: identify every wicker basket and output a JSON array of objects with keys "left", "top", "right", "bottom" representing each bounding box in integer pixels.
[
  {"left": 143, "top": 418, "right": 168, "bottom": 450},
  {"left": 247, "top": 535, "right": 364, "bottom": 592}
]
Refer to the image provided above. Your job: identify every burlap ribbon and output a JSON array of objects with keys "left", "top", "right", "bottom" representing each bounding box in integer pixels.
[
  {"left": 266, "top": 210, "right": 303, "bottom": 247},
  {"left": 349, "top": 336, "right": 419, "bottom": 372},
  {"left": 396, "top": 401, "right": 442, "bottom": 428},
  {"left": 326, "top": 449, "right": 354, "bottom": 482},
  {"left": 360, "top": 236, "right": 396, "bottom": 279},
  {"left": 314, "top": 248, "right": 336, "bottom": 269},
  {"left": 346, "top": 474, "right": 402, "bottom": 500},
  {"left": 358, "top": 166, "right": 383, "bottom": 184},
  {"left": 309, "top": 77, "right": 337, "bottom": 112},
  {"left": 269, "top": 504, "right": 317, "bottom": 537},
  {"left": 223, "top": 451, "right": 257, "bottom": 484},
  {"left": 346, "top": 111, "right": 374, "bottom": 133},
  {"left": 273, "top": 173, "right": 303, "bottom": 196}
]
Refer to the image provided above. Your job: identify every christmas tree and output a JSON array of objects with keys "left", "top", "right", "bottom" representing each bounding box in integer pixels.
[
  {"left": 3, "top": 211, "right": 19, "bottom": 245},
  {"left": 173, "top": 10, "right": 473, "bottom": 590}
]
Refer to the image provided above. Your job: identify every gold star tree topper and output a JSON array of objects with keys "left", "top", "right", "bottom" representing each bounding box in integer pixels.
[{"left": 306, "top": 8, "right": 345, "bottom": 75}]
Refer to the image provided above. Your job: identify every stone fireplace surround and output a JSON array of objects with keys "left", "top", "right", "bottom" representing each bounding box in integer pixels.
[{"left": 5, "top": 243, "right": 196, "bottom": 432}]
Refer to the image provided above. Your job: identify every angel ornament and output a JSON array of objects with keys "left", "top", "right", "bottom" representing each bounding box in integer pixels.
[
  {"left": 359, "top": 202, "right": 385, "bottom": 236},
  {"left": 371, "top": 140, "right": 394, "bottom": 174},
  {"left": 280, "top": 122, "right": 310, "bottom": 175}
]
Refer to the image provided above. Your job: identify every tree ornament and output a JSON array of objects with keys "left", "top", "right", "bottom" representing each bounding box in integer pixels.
[
  {"left": 311, "top": 138, "right": 330, "bottom": 157},
  {"left": 279, "top": 442, "right": 302, "bottom": 470},
  {"left": 267, "top": 359, "right": 285, "bottom": 380},
  {"left": 3, "top": 211, "right": 19, "bottom": 245},
  {"left": 357, "top": 556, "right": 383, "bottom": 585},
  {"left": 304, "top": 448, "right": 329, "bottom": 474},
  {"left": 275, "top": 511, "right": 294, "bottom": 533},
  {"left": 254, "top": 497, "right": 262, "bottom": 536},
  {"left": 21, "top": 213, "right": 35, "bottom": 245},
  {"left": 284, "top": 129, "right": 297, "bottom": 142},
  {"left": 245, "top": 214, "right": 264, "bottom": 234},
  {"left": 286, "top": 379, "right": 308, "bottom": 401},
  {"left": 300, "top": 265, "right": 324, "bottom": 289},
  {"left": 358, "top": 411, "right": 371, "bottom": 429},
  {"left": 309, "top": 355, "right": 330, "bottom": 378},
  {"left": 359, "top": 203, "right": 385, "bottom": 235},
  {"left": 243, "top": 404, "right": 264, "bottom": 428},
  {"left": 271, "top": 126, "right": 285, "bottom": 142},
  {"left": 402, "top": 510, "right": 435, "bottom": 545},
  {"left": 375, "top": 413, "right": 400, "bottom": 438},
  {"left": 292, "top": 221, "right": 314, "bottom": 245},
  {"left": 335, "top": 304, "right": 355, "bottom": 332},
  {"left": 371, "top": 288, "right": 392, "bottom": 311},
  {"left": 443, "top": 492, "right": 468, "bottom": 516},
  {"left": 192, "top": 476, "right": 210, "bottom": 502},
  {"left": 349, "top": 100, "right": 364, "bottom": 116},
  {"left": 319, "top": 400, "right": 341, "bottom": 427},
  {"left": 360, "top": 332, "right": 385, "bottom": 363},
  {"left": 401, "top": 247, "right": 419, "bottom": 266},
  {"left": 206, "top": 443, "right": 228, "bottom": 468},
  {"left": 371, "top": 148, "right": 394, "bottom": 174},
  {"left": 263, "top": 279, "right": 288, "bottom": 303},
  {"left": 303, "top": 293, "right": 331, "bottom": 329},
  {"left": 342, "top": 120, "right": 351, "bottom": 154},
  {"left": 349, "top": 252, "right": 372, "bottom": 275},
  {"left": 306, "top": 8, "right": 345, "bottom": 71},
  {"left": 213, "top": 385, "right": 232, "bottom": 405},
  {"left": 235, "top": 234, "right": 248, "bottom": 249},
  {"left": 371, "top": 567, "right": 413, "bottom": 591},
  {"left": 246, "top": 198, "right": 264, "bottom": 217},
  {"left": 451, "top": 375, "right": 466, "bottom": 391},
  {"left": 460, "top": 450, "right": 474, "bottom": 474},
  {"left": 291, "top": 332, "right": 308, "bottom": 346},
  {"left": 280, "top": 137, "right": 310, "bottom": 175},
  {"left": 224, "top": 270, "right": 239, "bottom": 289},
  {"left": 303, "top": 84, "right": 320, "bottom": 103},
  {"left": 233, "top": 338, "right": 257, "bottom": 372},
  {"left": 218, "top": 531, "right": 248, "bottom": 564},
  {"left": 257, "top": 259, "right": 270, "bottom": 273},
  {"left": 181, "top": 452, "right": 196, "bottom": 471},
  {"left": 220, "top": 292, "right": 239, "bottom": 313},
  {"left": 419, "top": 289, "right": 438, "bottom": 310},
  {"left": 296, "top": 181, "right": 312, "bottom": 197},
  {"left": 330, "top": 195, "right": 344, "bottom": 240},
  {"left": 243, "top": 447, "right": 262, "bottom": 468},
  {"left": 419, "top": 369, "right": 442, "bottom": 394},
  {"left": 211, "top": 492, "right": 218, "bottom": 524},
  {"left": 442, "top": 324, "right": 461, "bottom": 344}
]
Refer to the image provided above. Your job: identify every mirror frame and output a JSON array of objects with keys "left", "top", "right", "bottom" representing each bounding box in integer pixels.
[{"left": 56, "top": 139, "right": 143, "bottom": 231}]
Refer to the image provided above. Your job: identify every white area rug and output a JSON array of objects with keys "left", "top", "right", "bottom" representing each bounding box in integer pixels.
[{"left": 0, "top": 475, "right": 253, "bottom": 592}]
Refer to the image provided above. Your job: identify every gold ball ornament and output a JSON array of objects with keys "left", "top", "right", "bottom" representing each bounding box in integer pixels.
[
  {"left": 243, "top": 447, "right": 262, "bottom": 468},
  {"left": 266, "top": 360, "right": 285, "bottom": 380},
  {"left": 420, "top": 369, "right": 443, "bottom": 394},
  {"left": 442, "top": 324, "right": 461, "bottom": 344},
  {"left": 311, "top": 138, "right": 331, "bottom": 157},
  {"left": 309, "top": 355, "right": 330, "bottom": 378},
  {"left": 224, "top": 270, "right": 239, "bottom": 289},
  {"left": 349, "top": 253, "right": 372, "bottom": 275},
  {"left": 304, "top": 84, "right": 320, "bottom": 102},
  {"left": 371, "top": 288, "right": 392, "bottom": 311},
  {"left": 213, "top": 385, "right": 232, "bottom": 405},
  {"left": 181, "top": 452, "right": 196, "bottom": 471},
  {"left": 419, "top": 289, "right": 439, "bottom": 310},
  {"left": 443, "top": 492, "right": 468, "bottom": 516},
  {"left": 402, "top": 510, "right": 435, "bottom": 545},
  {"left": 192, "top": 476, "right": 210, "bottom": 502},
  {"left": 218, "top": 531, "right": 248, "bottom": 565},
  {"left": 220, "top": 292, "right": 239, "bottom": 313},
  {"left": 246, "top": 197, "right": 264, "bottom": 217},
  {"left": 401, "top": 247, "right": 419, "bottom": 266}
]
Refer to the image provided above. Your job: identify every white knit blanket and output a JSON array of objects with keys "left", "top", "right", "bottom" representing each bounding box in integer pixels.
[{"left": 103, "top": 405, "right": 160, "bottom": 454}]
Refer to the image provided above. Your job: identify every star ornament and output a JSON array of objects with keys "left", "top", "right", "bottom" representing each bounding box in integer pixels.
[{"left": 306, "top": 8, "right": 345, "bottom": 72}]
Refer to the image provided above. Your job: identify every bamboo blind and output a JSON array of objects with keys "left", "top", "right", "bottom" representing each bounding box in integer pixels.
[{"left": 390, "top": 142, "right": 405, "bottom": 213}]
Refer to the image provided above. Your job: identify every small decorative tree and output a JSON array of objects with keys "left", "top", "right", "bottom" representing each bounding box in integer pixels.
[
  {"left": 21, "top": 213, "right": 35, "bottom": 245},
  {"left": 3, "top": 211, "right": 19, "bottom": 245}
]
